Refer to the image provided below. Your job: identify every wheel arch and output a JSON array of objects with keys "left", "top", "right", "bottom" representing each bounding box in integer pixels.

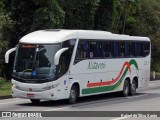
[{"left": 70, "top": 82, "right": 80, "bottom": 97}]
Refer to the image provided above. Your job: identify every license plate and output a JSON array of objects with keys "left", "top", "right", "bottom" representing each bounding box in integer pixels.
[{"left": 27, "top": 93, "right": 34, "bottom": 97}]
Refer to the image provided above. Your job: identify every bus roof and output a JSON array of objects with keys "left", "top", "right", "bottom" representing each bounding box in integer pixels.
[{"left": 20, "top": 29, "right": 150, "bottom": 44}]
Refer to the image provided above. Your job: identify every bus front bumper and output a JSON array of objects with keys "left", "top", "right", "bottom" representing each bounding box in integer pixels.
[{"left": 12, "top": 87, "right": 59, "bottom": 100}]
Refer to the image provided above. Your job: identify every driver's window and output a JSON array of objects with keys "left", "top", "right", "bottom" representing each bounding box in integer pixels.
[
  {"left": 56, "top": 39, "right": 76, "bottom": 78},
  {"left": 57, "top": 51, "right": 68, "bottom": 78}
]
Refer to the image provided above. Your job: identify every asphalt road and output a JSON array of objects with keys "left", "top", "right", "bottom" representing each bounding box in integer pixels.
[{"left": 1, "top": 80, "right": 160, "bottom": 120}]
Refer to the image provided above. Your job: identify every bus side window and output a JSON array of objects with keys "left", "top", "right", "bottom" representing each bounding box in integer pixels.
[
  {"left": 125, "top": 42, "right": 129, "bottom": 57},
  {"left": 96, "top": 42, "right": 102, "bottom": 58},
  {"left": 125, "top": 42, "right": 135, "bottom": 57},
  {"left": 76, "top": 41, "right": 84, "bottom": 60},
  {"left": 120, "top": 42, "right": 125, "bottom": 57},
  {"left": 135, "top": 42, "right": 140, "bottom": 57},
  {"left": 131, "top": 42, "right": 135, "bottom": 57},
  {"left": 135, "top": 42, "right": 143, "bottom": 57},
  {"left": 143, "top": 42, "right": 150, "bottom": 56},
  {"left": 103, "top": 41, "right": 114, "bottom": 58},
  {"left": 89, "top": 41, "right": 97, "bottom": 58},
  {"left": 103, "top": 42, "right": 108, "bottom": 57},
  {"left": 83, "top": 41, "right": 89, "bottom": 58},
  {"left": 75, "top": 40, "right": 89, "bottom": 63},
  {"left": 140, "top": 42, "right": 144, "bottom": 56},
  {"left": 114, "top": 42, "right": 120, "bottom": 57}
]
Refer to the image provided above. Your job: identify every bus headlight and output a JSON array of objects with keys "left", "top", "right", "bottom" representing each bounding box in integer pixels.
[
  {"left": 12, "top": 82, "right": 16, "bottom": 88},
  {"left": 42, "top": 83, "right": 60, "bottom": 90},
  {"left": 12, "top": 82, "right": 20, "bottom": 89}
]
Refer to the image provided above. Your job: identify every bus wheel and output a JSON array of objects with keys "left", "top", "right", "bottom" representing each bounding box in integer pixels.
[
  {"left": 68, "top": 85, "right": 78, "bottom": 104},
  {"left": 30, "top": 99, "right": 40, "bottom": 104},
  {"left": 121, "top": 80, "right": 129, "bottom": 97},
  {"left": 130, "top": 79, "right": 137, "bottom": 96}
]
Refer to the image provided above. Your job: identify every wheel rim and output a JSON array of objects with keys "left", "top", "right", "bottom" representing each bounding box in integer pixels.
[
  {"left": 70, "top": 89, "right": 76, "bottom": 102},
  {"left": 131, "top": 83, "right": 136, "bottom": 93},
  {"left": 124, "top": 82, "right": 129, "bottom": 95}
]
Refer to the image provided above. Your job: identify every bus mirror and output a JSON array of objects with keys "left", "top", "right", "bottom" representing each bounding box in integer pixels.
[
  {"left": 54, "top": 47, "right": 69, "bottom": 65},
  {"left": 5, "top": 47, "right": 17, "bottom": 63}
]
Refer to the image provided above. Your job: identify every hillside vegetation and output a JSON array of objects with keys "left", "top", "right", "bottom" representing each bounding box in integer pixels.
[{"left": 0, "top": 0, "right": 160, "bottom": 78}]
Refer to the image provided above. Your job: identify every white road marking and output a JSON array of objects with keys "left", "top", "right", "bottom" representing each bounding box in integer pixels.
[
  {"left": 126, "top": 94, "right": 148, "bottom": 99},
  {"left": 0, "top": 99, "right": 28, "bottom": 105},
  {"left": 149, "top": 84, "right": 155, "bottom": 86},
  {"left": 110, "top": 117, "right": 129, "bottom": 120},
  {"left": 44, "top": 107, "right": 69, "bottom": 111}
]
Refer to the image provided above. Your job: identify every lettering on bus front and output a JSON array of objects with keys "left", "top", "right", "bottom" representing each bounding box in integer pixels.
[{"left": 88, "top": 61, "right": 106, "bottom": 70}]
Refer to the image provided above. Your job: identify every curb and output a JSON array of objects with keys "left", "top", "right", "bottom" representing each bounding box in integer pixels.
[{"left": 0, "top": 95, "right": 12, "bottom": 100}]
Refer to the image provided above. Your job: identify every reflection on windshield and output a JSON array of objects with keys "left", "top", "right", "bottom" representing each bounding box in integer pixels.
[{"left": 13, "top": 44, "right": 61, "bottom": 80}]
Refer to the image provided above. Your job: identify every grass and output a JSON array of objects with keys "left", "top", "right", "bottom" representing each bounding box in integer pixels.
[{"left": 0, "top": 77, "right": 11, "bottom": 96}]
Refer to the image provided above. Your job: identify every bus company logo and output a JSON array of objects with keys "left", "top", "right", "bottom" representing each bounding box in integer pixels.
[{"left": 88, "top": 61, "right": 106, "bottom": 70}]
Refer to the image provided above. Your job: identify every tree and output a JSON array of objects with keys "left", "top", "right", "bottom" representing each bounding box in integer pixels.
[
  {"left": 58, "top": 0, "right": 100, "bottom": 29},
  {"left": 1, "top": 0, "right": 65, "bottom": 78},
  {"left": 119, "top": 0, "right": 160, "bottom": 71},
  {"left": 2, "top": 0, "right": 65, "bottom": 47},
  {"left": 94, "top": 0, "right": 118, "bottom": 31},
  {"left": 116, "top": 0, "right": 140, "bottom": 34}
]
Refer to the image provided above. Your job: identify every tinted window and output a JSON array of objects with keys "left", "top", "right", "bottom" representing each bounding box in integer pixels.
[
  {"left": 114, "top": 42, "right": 120, "bottom": 57},
  {"left": 143, "top": 42, "right": 150, "bottom": 56},
  {"left": 75, "top": 39, "right": 150, "bottom": 63},
  {"left": 120, "top": 42, "right": 125, "bottom": 57},
  {"left": 96, "top": 42, "right": 102, "bottom": 58},
  {"left": 89, "top": 41, "right": 97, "bottom": 58},
  {"left": 125, "top": 42, "right": 135, "bottom": 57},
  {"left": 103, "top": 42, "right": 114, "bottom": 57},
  {"left": 135, "top": 42, "right": 144, "bottom": 57}
]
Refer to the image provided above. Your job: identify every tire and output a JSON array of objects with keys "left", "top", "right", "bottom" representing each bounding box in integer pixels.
[
  {"left": 68, "top": 85, "right": 78, "bottom": 104},
  {"left": 121, "top": 80, "right": 130, "bottom": 97},
  {"left": 129, "top": 79, "right": 137, "bottom": 96},
  {"left": 30, "top": 99, "right": 40, "bottom": 104}
]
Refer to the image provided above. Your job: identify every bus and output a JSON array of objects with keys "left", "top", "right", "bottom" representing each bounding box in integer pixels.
[{"left": 5, "top": 30, "right": 150, "bottom": 104}]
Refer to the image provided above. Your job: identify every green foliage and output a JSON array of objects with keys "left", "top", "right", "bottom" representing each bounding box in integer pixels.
[
  {"left": 2, "top": 0, "right": 65, "bottom": 47},
  {"left": 132, "top": 0, "right": 160, "bottom": 70},
  {"left": 0, "top": 0, "right": 65, "bottom": 78},
  {"left": 31, "top": 0, "right": 65, "bottom": 31},
  {"left": 58, "top": 0, "right": 100, "bottom": 29},
  {"left": 0, "top": 0, "right": 160, "bottom": 76},
  {"left": 0, "top": 41, "right": 8, "bottom": 77},
  {"left": 0, "top": 77, "right": 11, "bottom": 96},
  {"left": 94, "top": 0, "right": 118, "bottom": 31},
  {"left": 116, "top": 0, "right": 140, "bottom": 34}
]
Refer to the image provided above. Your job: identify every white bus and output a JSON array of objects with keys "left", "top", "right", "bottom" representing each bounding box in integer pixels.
[{"left": 5, "top": 30, "right": 150, "bottom": 104}]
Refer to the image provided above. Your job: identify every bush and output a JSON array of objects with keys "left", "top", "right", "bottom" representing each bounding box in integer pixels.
[
  {"left": 0, "top": 40, "right": 8, "bottom": 77},
  {"left": 0, "top": 77, "right": 6, "bottom": 88},
  {"left": 0, "top": 77, "right": 11, "bottom": 96}
]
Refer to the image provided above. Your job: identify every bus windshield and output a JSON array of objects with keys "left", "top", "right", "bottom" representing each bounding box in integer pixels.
[{"left": 13, "top": 44, "right": 61, "bottom": 81}]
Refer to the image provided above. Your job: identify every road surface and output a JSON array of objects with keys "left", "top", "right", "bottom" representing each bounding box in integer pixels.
[{"left": 0, "top": 80, "right": 160, "bottom": 120}]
